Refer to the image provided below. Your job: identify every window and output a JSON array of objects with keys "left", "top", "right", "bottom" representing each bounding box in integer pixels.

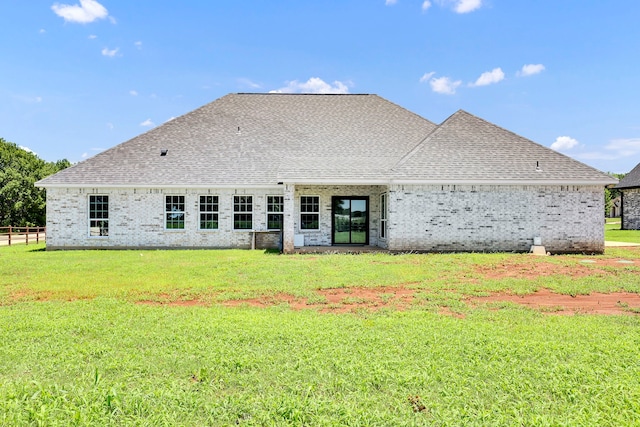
[
  {"left": 234, "top": 195, "right": 253, "bottom": 229},
  {"left": 89, "top": 195, "right": 109, "bottom": 236},
  {"left": 300, "top": 196, "right": 319, "bottom": 230},
  {"left": 199, "top": 196, "right": 219, "bottom": 229},
  {"left": 166, "top": 195, "right": 185, "bottom": 229},
  {"left": 267, "top": 195, "right": 284, "bottom": 230},
  {"left": 380, "top": 193, "right": 388, "bottom": 239}
]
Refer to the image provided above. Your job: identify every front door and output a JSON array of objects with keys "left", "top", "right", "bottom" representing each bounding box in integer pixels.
[{"left": 332, "top": 196, "right": 369, "bottom": 245}]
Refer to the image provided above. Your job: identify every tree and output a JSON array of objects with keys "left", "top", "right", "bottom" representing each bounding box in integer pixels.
[{"left": 0, "top": 138, "right": 71, "bottom": 226}]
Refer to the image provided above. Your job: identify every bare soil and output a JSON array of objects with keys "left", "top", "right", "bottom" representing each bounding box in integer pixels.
[{"left": 217, "top": 287, "right": 640, "bottom": 316}]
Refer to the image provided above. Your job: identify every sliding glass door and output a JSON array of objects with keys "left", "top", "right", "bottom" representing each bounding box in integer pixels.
[{"left": 332, "top": 197, "right": 369, "bottom": 245}]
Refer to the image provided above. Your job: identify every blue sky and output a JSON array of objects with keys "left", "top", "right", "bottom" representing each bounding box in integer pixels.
[{"left": 2, "top": 0, "right": 639, "bottom": 174}]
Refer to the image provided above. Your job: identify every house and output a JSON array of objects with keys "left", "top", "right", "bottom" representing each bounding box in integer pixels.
[
  {"left": 615, "top": 162, "right": 640, "bottom": 229},
  {"left": 36, "top": 93, "right": 616, "bottom": 253},
  {"left": 608, "top": 196, "right": 621, "bottom": 218}
]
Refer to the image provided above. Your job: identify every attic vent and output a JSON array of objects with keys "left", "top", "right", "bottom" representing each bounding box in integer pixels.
[
  {"left": 535, "top": 161, "right": 542, "bottom": 172},
  {"left": 160, "top": 149, "right": 168, "bottom": 156}
]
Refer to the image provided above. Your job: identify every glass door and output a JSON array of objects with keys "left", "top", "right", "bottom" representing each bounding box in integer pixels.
[{"left": 332, "top": 197, "right": 369, "bottom": 245}]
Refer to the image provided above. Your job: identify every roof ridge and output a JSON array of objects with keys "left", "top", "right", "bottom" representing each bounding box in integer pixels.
[
  {"left": 389, "top": 109, "right": 464, "bottom": 172},
  {"left": 234, "top": 92, "right": 373, "bottom": 96}
]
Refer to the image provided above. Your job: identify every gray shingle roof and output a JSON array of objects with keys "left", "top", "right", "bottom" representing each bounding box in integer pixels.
[
  {"left": 37, "top": 94, "right": 616, "bottom": 188},
  {"left": 390, "top": 110, "right": 616, "bottom": 184},
  {"left": 615, "top": 162, "right": 640, "bottom": 189}
]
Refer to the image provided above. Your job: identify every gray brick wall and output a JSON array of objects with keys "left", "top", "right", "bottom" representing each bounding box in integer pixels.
[
  {"left": 46, "top": 187, "right": 281, "bottom": 249},
  {"left": 387, "top": 184, "right": 605, "bottom": 253},
  {"left": 293, "top": 185, "right": 385, "bottom": 247},
  {"left": 621, "top": 188, "right": 640, "bottom": 230},
  {"left": 46, "top": 184, "right": 605, "bottom": 253}
]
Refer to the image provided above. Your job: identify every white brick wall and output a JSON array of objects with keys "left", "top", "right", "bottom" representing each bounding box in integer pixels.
[
  {"left": 46, "top": 187, "right": 281, "bottom": 249},
  {"left": 45, "top": 184, "right": 605, "bottom": 253},
  {"left": 387, "top": 184, "right": 605, "bottom": 253},
  {"left": 292, "top": 185, "right": 386, "bottom": 247}
]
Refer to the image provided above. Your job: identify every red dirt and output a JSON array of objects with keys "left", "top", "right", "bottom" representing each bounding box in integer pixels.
[
  {"left": 470, "top": 289, "right": 640, "bottom": 315},
  {"left": 218, "top": 287, "right": 640, "bottom": 316}
]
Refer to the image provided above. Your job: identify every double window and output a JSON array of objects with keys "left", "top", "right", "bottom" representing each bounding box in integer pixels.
[
  {"left": 89, "top": 195, "right": 109, "bottom": 236},
  {"left": 199, "top": 196, "right": 219, "bottom": 229},
  {"left": 300, "top": 196, "right": 319, "bottom": 230},
  {"left": 234, "top": 196, "right": 253, "bottom": 229},
  {"left": 267, "top": 196, "right": 284, "bottom": 230},
  {"left": 166, "top": 195, "right": 185, "bottom": 229}
]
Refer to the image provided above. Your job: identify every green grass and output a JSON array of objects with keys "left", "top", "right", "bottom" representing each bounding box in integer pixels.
[
  {"left": 1, "top": 244, "right": 640, "bottom": 425},
  {"left": 605, "top": 218, "right": 640, "bottom": 243}
]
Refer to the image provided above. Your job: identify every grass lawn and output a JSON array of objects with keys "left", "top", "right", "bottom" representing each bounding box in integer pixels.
[
  {"left": 605, "top": 217, "right": 640, "bottom": 243},
  {"left": 1, "top": 244, "right": 640, "bottom": 426}
]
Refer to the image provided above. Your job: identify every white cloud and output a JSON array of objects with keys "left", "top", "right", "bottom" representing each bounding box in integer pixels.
[
  {"left": 19, "top": 145, "right": 36, "bottom": 155},
  {"left": 470, "top": 68, "right": 505, "bottom": 87},
  {"left": 51, "top": 0, "right": 109, "bottom": 24},
  {"left": 422, "top": 1, "right": 432, "bottom": 11},
  {"left": 430, "top": 76, "right": 462, "bottom": 95},
  {"left": 134, "top": 41, "right": 142, "bottom": 49},
  {"left": 165, "top": 117, "right": 176, "bottom": 123},
  {"left": 270, "top": 77, "right": 351, "bottom": 94},
  {"left": 550, "top": 136, "right": 579, "bottom": 151},
  {"left": 454, "top": 0, "right": 482, "bottom": 13},
  {"left": 35, "top": 96, "right": 43, "bottom": 103},
  {"left": 88, "top": 34, "right": 97, "bottom": 39},
  {"left": 237, "top": 78, "right": 262, "bottom": 89},
  {"left": 434, "top": 0, "right": 483, "bottom": 13},
  {"left": 129, "top": 90, "right": 138, "bottom": 96},
  {"left": 107, "top": 123, "right": 114, "bottom": 130},
  {"left": 518, "top": 63, "right": 546, "bottom": 77},
  {"left": 419, "top": 71, "right": 436, "bottom": 83},
  {"left": 39, "top": 29, "right": 46, "bottom": 34},
  {"left": 101, "top": 47, "right": 119, "bottom": 57},
  {"left": 385, "top": 0, "right": 398, "bottom": 5},
  {"left": 140, "top": 119, "right": 155, "bottom": 127},
  {"left": 603, "top": 138, "right": 640, "bottom": 157}
]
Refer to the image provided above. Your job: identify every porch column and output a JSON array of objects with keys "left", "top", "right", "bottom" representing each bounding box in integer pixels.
[{"left": 282, "top": 183, "right": 295, "bottom": 253}]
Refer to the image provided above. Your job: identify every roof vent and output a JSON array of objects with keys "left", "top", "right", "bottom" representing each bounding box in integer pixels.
[
  {"left": 160, "top": 149, "right": 168, "bottom": 156},
  {"left": 535, "top": 161, "right": 542, "bottom": 172},
  {"left": 236, "top": 126, "right": 241, "bottom": 135}
]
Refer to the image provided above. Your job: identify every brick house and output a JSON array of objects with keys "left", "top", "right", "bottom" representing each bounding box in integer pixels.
[
  {"left": 615, "top": 162, "right": 640, "bottom": 229},
  {"left": 36, "top": 93, "right": 616, "bottom": 253}
]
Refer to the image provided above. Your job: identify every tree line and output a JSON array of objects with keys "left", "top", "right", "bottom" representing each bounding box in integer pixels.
[{"left": 0, "top": 138, "right": 71, "bottom": 227}]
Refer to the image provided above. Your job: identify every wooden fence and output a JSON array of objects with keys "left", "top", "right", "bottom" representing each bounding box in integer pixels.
[{"left": 0, "top": 226, "right": 46, "bottom": 246}]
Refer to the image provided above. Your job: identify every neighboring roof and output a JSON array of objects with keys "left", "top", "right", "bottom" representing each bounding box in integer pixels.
[
  {"left": 37, "top": 93, "right": 616, "bottom": 188},
  {"left": 615, "top": 162, "right": 640, "bottom": 189}
]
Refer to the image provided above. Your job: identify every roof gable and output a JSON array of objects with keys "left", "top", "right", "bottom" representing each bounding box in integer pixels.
[{"left": 390, "top": 110, "right": 615, "bottom": 184}]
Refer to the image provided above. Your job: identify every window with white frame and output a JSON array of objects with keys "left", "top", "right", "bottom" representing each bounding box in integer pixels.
[
  {"left": 300, "top": 196, "right": 319, "bottom": 230},
  {"left": 234, "top": 195, "right": 253, "bottom": 229},
  {"left": 89, "top": 195, "right": 109, "bottom": 236},
  {"left": 380, "top": 193, "right": 388, "bottom": 239},
  {"left": 165, "top": 195, "right": 185, "bottom": 229},
  {"left": 267, "top": 195, "right": 283, "bottom": 230},
  {"left": 199, "top": 195, "right": 219, "bottom": 229}
]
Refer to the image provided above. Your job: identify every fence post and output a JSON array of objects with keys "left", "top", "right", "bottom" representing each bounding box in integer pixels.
[
  {"left": 8, "top": 226, "right": 11, "bottom": 246},
  {"left": 26, "top": 226, "right": 29, "bottom": 245},
  {"left": 36, "top": 227, "right": 40, "bottom": 244}
]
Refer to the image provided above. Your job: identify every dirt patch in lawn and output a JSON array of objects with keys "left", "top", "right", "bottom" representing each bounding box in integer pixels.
[
  {"left": 219, "top": 287, "right": 640, "bottom": 316},
  {"left": 471, "top": 289, "right": 640, "bottom": 315},
  {"left": 474, "top": 260, "right": 610, "bottom": 280}
]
